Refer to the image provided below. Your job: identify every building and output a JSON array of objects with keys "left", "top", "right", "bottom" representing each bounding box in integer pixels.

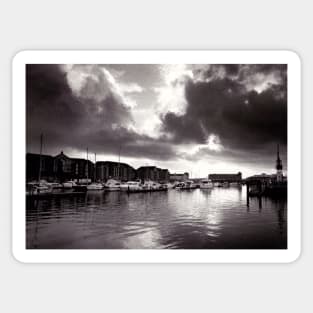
[
  {"left": 246, "top": 145, "right": 286, "bottom": 184},
  {"left": 137, "top": 166, "right": 158, "bottom": 182},
  {"left": 26, "top": 151, "right": 95, "bottom": 182},
  {"left": 159, "top": 169, "right": 170, "bottom": 182},
  {"left": 26, "top": 153, "right": 55, "bottom": 182},
  {"left": 26, "top": 151, "right": 169, "bottom": 183},
  {"left": 245, "top": 146, "right": 287, "bottom": 197},
  {"left": 70, "top": 157, "right": 94, "bottom": 182},
  {"left": 136, "top": 166, "right": 169, "bottom": 182},
  {"left": 169, "top": 172, "right": 189, "bottom": 182},
  {"left": 96, "top": 161, "right": 136, "bottom": 182},
  {"left": 208, "top": 172, "right": 242, "bottom": 183},
  {"left": 245, "top": 173, "right": 274, "bottom": 184},
  {"left": 54, "top": 151, "right": 94, "bottom": 182}
]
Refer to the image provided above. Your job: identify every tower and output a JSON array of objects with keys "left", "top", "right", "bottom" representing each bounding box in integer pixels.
[{"left": 276, "top": 144, "right": 283, "bottom": 182}]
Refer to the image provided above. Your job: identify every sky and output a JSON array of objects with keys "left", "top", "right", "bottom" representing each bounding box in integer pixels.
[{"left": 26, "top": 63, "right": 287, "bottom": 178}]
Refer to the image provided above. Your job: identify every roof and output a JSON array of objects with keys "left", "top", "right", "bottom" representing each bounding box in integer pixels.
[
  {"left": 209, "top": 173, "right": 242, "bottom": 180},
  {"left": 137, "top": 166, "right": 157, "bottom": 170},
  {"left": 246, "top": 174, "right": 276, "bottom": 181},
  {"left": 71, "top": 157, "right": 93, "bottom": 163},
  {"left": 96, "top": 160, "right": 135, "bottom": 170},
  {"left": 137, "top": 166, "right": 168, "bottom": 171}
]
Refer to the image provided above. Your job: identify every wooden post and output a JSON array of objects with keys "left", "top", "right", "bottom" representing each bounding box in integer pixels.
[{"left": 246, "top": 182, "right": 249, "bottom": 207}]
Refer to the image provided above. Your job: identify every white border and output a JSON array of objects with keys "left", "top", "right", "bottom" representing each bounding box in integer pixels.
[{"left": 12, "top": 50, "right": 301, "bottom": 263}]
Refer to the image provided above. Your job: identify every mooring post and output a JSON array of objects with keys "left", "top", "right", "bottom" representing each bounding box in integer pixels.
[{"left": 246, "top": 182, "right": 249, "bottom": 207}]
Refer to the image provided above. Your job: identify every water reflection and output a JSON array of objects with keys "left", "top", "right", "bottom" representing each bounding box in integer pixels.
[{"left": 26, "top": 187, "right": 287, "bottom": 249}]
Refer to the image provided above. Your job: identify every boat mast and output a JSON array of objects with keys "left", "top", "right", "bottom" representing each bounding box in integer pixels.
[
  {"left": 38, "top": 133, "right": 43, "bottom": 182},
  {"left": 86, "top": 147, "right": 89, "bottom": 183},
  {"left": 118, "top": 145, "right": 121, "bottom": 181},
  {"left": 94, "top": 153, "right": 96, "bottom": 182}
]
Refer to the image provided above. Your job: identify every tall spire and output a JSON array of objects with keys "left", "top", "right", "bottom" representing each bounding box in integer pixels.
[
  {"left": 276, "top": 144, "right": 282, "bottom": 171},
  {"left": 277, "top": 144, "right": 279, "bottom": 159}
]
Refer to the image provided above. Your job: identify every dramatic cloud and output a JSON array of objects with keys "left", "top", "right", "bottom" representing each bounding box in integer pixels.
[
  {"left": 26, "top": 64, "right": 175, "bottom": 161},
  {"left": 161, "top": 64, "right": 287, "bottom": 158},
  {"left": 26, "top": 63, "right": 287, "bottom": 176}
]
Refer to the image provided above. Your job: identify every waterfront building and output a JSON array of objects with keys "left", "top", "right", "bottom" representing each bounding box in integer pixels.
[
  {"left": 246, "top": 145, "right": 286, "bottom": 184},
  {"left": 70, "top": 157, "right": 94, "bottom": 182},
  {"left": 54, "top": 151, "right": 94, "bottom": 182},
  {"left": 27, "top": 151, "right": 94, "bottom": 182},
  {"left": 96, "top": 161, "right": 136, "bottom": 182},
  {"left": 245, "top": 146, "right": 287, "bottom": 198},
  {"left": 137, "top": 166, "right": 169, "bottom": 182},
  {"left": 26, "top": 153, "right": 55, "bottom": 181},
  {"left": 208, "top": 172, "right": 242, "bottom": 183},
  {"left": 245, "top": 173, "right": 274, "bottom": 184},
  {"left": 26, "top": 151, "right": 170, "bottom": 183},
  {"left": 159, "top": 169, "right": 170, "bottom": 182},
  {"left": 169, "top": 172, "right": 189, "bottom": 182}
]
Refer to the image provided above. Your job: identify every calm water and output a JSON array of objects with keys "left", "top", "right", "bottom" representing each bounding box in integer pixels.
[{"left": 26, "top": 187, "right": 287, "bottom": 249}]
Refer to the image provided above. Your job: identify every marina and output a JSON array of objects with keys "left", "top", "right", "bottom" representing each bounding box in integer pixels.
[
  {"left": 24, "top": 63, "right": 289, "bottom": 251},
  {"left": 26, "top": 186, "right": 287, "bottom": 249},
  {"left": 26, "top": 137, "right": 288, "bottom": 249}
]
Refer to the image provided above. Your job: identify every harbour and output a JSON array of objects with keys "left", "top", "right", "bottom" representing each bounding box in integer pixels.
[
  {"left": 26, "top": 186, "right": 287, "bottom": 249},
  {"left": 24, "top": 63, "right": 289, "bottom": 251}
]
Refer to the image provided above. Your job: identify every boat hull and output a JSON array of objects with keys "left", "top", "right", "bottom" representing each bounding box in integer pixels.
[
  {"left": 104, "top": 187, "right": 121, "bottom": 191},
  {"left": 87, "top": 184, "right": 104, "bottom": 190}
]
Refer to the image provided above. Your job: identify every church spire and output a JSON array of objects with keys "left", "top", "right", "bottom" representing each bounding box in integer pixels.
[{"left": 276, "top": 144, "right": 282, "bottom": 171}]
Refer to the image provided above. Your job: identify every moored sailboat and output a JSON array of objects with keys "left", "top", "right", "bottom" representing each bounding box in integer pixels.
[
  {"left": 104, "top": 179, "right": 121, "bottom": 191},
  {"left": 27, "top": 134, "right": 53, "bottom": 195},
  {"left": 86, "top": 152, "right": 104, "bottom": 190}
]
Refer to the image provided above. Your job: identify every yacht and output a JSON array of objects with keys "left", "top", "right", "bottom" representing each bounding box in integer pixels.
[
  {"left": 200, "top": 179, "right": 214, "bottom": 189},
  {"left": 104, "top": 179, "right": 121, "bottom": 191},
  {"left": 174, "top": 182, "right": 185, "bottom": 190},
  {"left": 87, "top": 183, "right": 104, "bottom": 190},
  {"left": 142, "top": 180, "right": 160, "bottom": 191},
  {"left": 26, "top": 181, "right": 53, "bottom": 195},
  {"left": 62, "top": 181, "right": 77, "bottom": 189},
  {"left": 159, "top": 183, "right": 169, "bottom": 191},
  {"left": 185, "top": 180, "right": 197, "bottom": 189},
  {"left": 120, "top": 181, "right": 142, "bottom": 191},
  {"left": 49, "top": 182, "right": 63, "bottom": 189},
  {"left": 175, "top": 181, "right": 197, "bottom": 190}
]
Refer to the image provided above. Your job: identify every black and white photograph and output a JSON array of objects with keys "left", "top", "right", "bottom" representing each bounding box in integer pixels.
[
  {"left": 3, "top": 0, "right": 311, "bottom": 311},
  {"left": 24, "top": 59, "right": 290, "bottom": 251}
]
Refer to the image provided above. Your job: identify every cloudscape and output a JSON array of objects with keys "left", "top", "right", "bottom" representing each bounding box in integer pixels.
[{"left": 26, "top": 63, "right": 287, "bottom": 178}]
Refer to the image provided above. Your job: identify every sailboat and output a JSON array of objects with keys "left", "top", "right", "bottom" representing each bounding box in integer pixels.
[
  {"left": 87, "top": 152, "right": 104, "bottom": 190},
  {"left": 27, "top": 134, "right": 53, "bottom": 195},
  {"left": 72, "top": 147, "right": 90, "bottom": 191},
  {"left": 105, "top": 146, "right": 122, "bottom": 191}
]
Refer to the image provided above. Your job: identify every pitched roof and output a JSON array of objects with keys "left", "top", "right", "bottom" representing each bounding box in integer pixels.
[{"left": 209, "top": 173, "right": 242, "bottom": 180}]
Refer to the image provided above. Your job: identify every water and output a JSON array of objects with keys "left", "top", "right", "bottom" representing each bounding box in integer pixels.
[{"left": 26, "top": 187, "right": 287, "bottom": 249}]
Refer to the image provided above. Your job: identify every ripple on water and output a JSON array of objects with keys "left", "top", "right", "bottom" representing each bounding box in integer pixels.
[{"left": 26, "top": 187, "right": 287, "bottom": 249}]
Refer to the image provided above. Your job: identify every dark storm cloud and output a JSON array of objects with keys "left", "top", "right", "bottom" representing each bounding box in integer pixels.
[
  {"left": 26, "top": 64, "right": 176, "bottom": 160},
  {"left": 182, "top": 144, "right": 287, "bottom": 172},
  {"left": 26, "top": 63, "right": 287, "bottom": 170},
  {"left": 161, "top": 64, "right": 287, "bottom": 155}
]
